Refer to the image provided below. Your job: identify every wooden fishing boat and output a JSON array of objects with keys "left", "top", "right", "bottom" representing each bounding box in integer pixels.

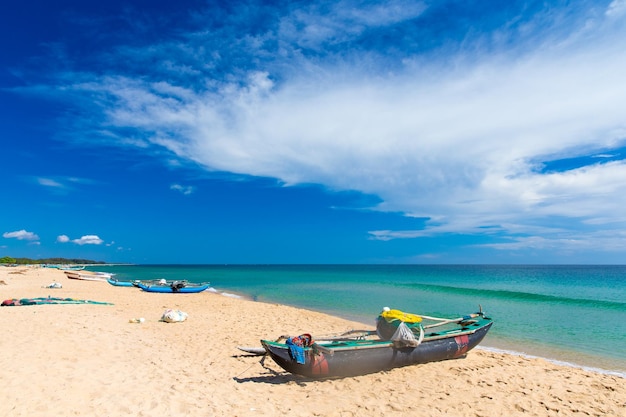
[
  {"left": 64, "top": 271, "right": 111, "bottom": 282},
  {"left": 136, "top": 281, "right": 210, "bottom": 293},
  {"left": 260, "top": 308, "right": 493, "bottom": 378}
]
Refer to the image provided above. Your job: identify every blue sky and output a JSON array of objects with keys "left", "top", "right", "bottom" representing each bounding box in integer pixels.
[{"left": 2, "top": 0, "right": 626, "bottom": 264}]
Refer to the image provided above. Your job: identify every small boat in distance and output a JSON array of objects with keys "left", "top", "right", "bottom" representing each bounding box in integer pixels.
[
  {"left": 136, "top": 280, "right": 210, "bottom": 293},
  {"left": 57, "top": 265, "right": 86, "bottom": 271},
  {"left": 261, "top": 307, "right": 493, "bottom": 378},
  {"left": 64, "top": 271, "right": 112, "bottom": 282},
  {"left": 131, "top": 278, "right": 181, "bottom": 288}
]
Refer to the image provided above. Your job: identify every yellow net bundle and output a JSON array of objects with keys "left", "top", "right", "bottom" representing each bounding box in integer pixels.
[{"left": 380, "top": 308, "right": 422, "bottom": 323}]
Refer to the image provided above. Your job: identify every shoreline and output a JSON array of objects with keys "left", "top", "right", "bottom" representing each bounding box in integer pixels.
[
  {"left": 208, "top": 290, "right": 626, "bottom": 377},
  {"left": 210, "top": 287, "right": 626, "bottom": 378},
  {"left": 477, "top": 346, "right": 626, "bottom": 379},
  {"left": 266, "top": 303, "right": 626, "bottom": 378},
  {"left": 85, "top": 263, "right": 626, "bottom": 377},
  {"left": 88, "top": 263, "right": 626, "bottom": 377},
  {"left": 2, "top": 266, "right": 625, "bottom": 416},
  {"left": 30, "top": 264, "right": 626, "bottom": 375}
]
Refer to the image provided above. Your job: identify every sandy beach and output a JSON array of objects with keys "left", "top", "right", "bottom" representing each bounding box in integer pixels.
[{"left": 1, "top": 266, "right": 624, "bottom": 417}]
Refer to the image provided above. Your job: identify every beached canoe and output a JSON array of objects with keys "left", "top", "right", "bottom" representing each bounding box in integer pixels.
[
  {"left": 106, "top": 277, "right": 138, "bottom": 287},
  {"left": 57, "top": 265, "right": 85, "bottom": 271},
  {"left": 64, "top": 271, "right": 111, "bottom": 282},
  {"left": 136, "top": 281, "right": 210, "bottom": 293},
  {"left": 261, "top": 308, "right": 493, "bottom": 378}
]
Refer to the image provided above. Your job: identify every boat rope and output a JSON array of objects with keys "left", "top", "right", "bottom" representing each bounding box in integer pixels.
[
  {"left": 415, "top": 305, "right": 485, "bottom": 324},
  {"left": 416, "top": 323, "right": 425, "bottom": 346},
  {"left": 422, "top": 313, "right": 481, "bottom": 329}
]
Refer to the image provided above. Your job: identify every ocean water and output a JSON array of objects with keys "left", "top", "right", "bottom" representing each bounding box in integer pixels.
[{"left": 90, "top": 264, "right": 626, "bottom": 376}]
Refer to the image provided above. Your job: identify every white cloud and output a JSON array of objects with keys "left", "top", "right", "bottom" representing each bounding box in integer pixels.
[
  {"left": 58, "top": 234, "right": 106, "bottom": 245},
  {"left": 56, "top": 235, "right": 70, "bottom": 243},
  {"left": 47, "top": 2, "right": 626, "bottom": 254},
  {"left": 170, "top": 184, "right": 195, "bottom": 195},
  {"left": 279, "top": 0, "right": 427, "bottom": 50},
  {"left": 106, "top": 25, "right": 626, "bottom": 240},
  {"left": 34, "top": 176, "right": 96, "bottom": 192},
  {"left": 37, "top": 177, "right": 64, "bottom": 188},
  {"left": 3, "top": 230, "right": 40, "bottom": 241},
  {"left": 606, "top": 0, "right": 626, "bottom": 17},
  {"left": 71, "top": 235, "right": 104, "bottom": 245}
]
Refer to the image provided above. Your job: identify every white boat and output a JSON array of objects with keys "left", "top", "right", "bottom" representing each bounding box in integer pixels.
[
  {"left": 64, "top": 271, "right": 112, "bottom": 282},
  {"left": 55, "top": 265, "right": 86, "bottom": 271}
]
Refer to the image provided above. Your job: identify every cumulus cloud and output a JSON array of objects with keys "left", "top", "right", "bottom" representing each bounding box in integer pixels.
[
  {"left": 57, "top": 234, "right": 105, "bottom": 245},
  {"left": 72, "top": 235, "right": 104, "bottom": 245},
  {"left": 3, "top": 230, "right": 40, "bottom": 241}
]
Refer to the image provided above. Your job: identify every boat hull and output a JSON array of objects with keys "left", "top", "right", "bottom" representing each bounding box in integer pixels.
[
  {"left": 261, "top": 319, "right": 492, "bottom": 378},
  {"left": 64, "top": 271, "right": 110, "bottom": 282},
  {"left": 137, "top": 282, "right": 210, "bottom": 293},
  {"left": 106, "top": 278, "right": 136, "bottom": 287}
]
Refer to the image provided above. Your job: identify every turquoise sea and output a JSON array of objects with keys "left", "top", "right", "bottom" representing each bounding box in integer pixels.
[{"left": 90, "top": 264, "right": 626, "bottom": 377}]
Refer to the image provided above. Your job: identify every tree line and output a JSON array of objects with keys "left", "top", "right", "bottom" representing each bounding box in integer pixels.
[{"left": 0, "top": 256, "right": 105, "bottom": 265}]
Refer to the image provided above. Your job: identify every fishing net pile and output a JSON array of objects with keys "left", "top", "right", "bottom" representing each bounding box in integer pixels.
[{"left": 376, "top": 307, "right": 424, "bottom": 347}]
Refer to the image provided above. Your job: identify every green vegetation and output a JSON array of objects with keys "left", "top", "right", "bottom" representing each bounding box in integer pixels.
[
  {"left": 0, "top": 256, "right": 16, "bottom": 264},
  {"left": 0, "top": 256, "right": 105, "bottom": 265}
]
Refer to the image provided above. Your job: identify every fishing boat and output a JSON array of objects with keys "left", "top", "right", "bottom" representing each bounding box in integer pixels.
[
  {"left": 131, "top": 278, "right": 167, "bottom": 288},
  {"left": 57, "top": 265, "right": 86, "bottom": 271},
  {"left": 131, "top": 278, "right": 185, "bottom": 288},
  {"left": 136, "top": 280, "right": 210, "bottom": 293},
  {"left": 260, "top": 307, "right": 493, "bottom": 378},
  {"left": 64, "top": 271, "right": 112, "bottom": 282},
  {"left": 106, "top": 277, "right": 139, "bottom": 287}
]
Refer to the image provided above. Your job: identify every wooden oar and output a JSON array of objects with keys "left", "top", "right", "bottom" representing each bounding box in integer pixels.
[{"left": 237, "top": 346, "right": 267, "bottom": 355}]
